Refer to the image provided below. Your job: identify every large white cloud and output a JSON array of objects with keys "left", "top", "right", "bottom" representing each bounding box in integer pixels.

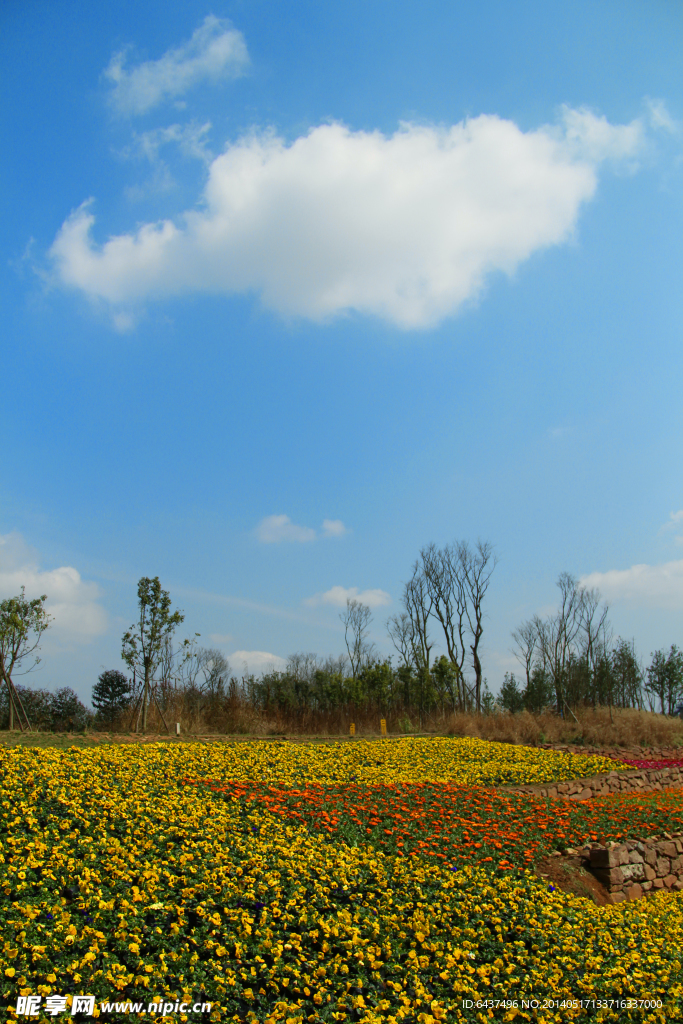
[
  {"left": 304, "top": 586, "right": 391, "bottom": 609},
  {"left": 50, "top": 107, "right": 644, "bottom": 329},
  {"left": 580, "top": 560, "right": 683, "bottom": 611},
  {"left": 0, "top": 532, "right": 108, "bottom": 638},
  {"left": 105, "top": 16, "right": 249, "bottom": 116}
]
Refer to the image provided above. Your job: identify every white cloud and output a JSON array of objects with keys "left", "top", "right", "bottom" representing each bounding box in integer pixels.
[
  {"left": 112, "top": 311, "right": 136, "bottom": 332},
  {"left": 229, "top": 650, "right": 287, "bottom": 675},
  {"left": 126, "top": 121, "right": 214, "bottom": 168},
  {"left": 321, "top": 519, "right": 348, "bottom": 537},
  {"left": 580, "top": 560, "right": 683, "bottom": 611},
  {"left": 559, "top": 105, "right": 643, "bottom": 163},
  {"left": 304, "top": 586, "right": 391, "bottom": 609},
  {"left": 646, "top": 99, "right": 678, "bottom": 134},
  {"left": 661, "top": 510, "right": 683, "bottom": 529},
  {"left": 0, "top": 532, "right": 108, "bottom": 638},
  {"left": 660, "top": 510, "right": 683, "bottom": 547},
  {"left": 255, "top": 515, "right": 347, "bottom": 543},
  {"left": 255, "top": 515, "right": 316, "bottom": 544},
  {"left": 105, "top": 16, "right": 249, "bottom": 116},
  {"left": 209, "top": 633, "right": 234, "bottom": 646},
  {"left": 50, "top": 107, "right": 645, "bottom": 329}
]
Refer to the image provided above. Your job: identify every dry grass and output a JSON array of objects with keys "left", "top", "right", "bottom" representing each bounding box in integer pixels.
[
  {"left": 3, "top": 704, "right": 681, "bottom": 752},
  {"left": 445, "top": 706, "right": 683, "bottom": 750}
]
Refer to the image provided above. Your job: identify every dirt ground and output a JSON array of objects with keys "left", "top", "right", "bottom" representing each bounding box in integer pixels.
[{"left": 534, "top": 854, "right": 615, "bottom": 906}]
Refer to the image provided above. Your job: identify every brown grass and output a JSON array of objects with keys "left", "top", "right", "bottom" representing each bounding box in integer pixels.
[
  {"left": 3, "top": 704, "right": 681, "bottom": 752},
  {"left": 444, "top": 706, "right": 683, "bottom": 750}
]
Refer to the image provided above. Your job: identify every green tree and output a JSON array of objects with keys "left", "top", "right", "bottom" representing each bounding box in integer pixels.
[
  {"left": 92, "top": 669, "right": 131, "bottom": 727},
  {"left": 0, "top": 587, "right": 52, "bottom": 730},
  {"left": 50, "top": 687, "right": 91, "bottom": 731},
  {"left": 523, "top": 664, "right": 553, "bottom": 713},
  {"left": 646, "top": 646, "right": 683, "bottom": 715},
  {"left": 122, "top": 577, "right": 184, "bottom": 733},
  {"left": 499, "top": 671, "right": 525, "bottom": 714}
]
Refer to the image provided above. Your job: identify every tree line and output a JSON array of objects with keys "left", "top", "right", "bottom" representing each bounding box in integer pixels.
[{"left": 1, "top": 549, "right": 682, "bottom": 732}]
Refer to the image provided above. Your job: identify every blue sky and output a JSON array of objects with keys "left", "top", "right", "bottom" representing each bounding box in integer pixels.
[{"left": 2, "top": 0, "right": 682, "bottom": 704}]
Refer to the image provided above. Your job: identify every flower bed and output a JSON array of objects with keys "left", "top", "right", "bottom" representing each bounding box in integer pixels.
[
  {"left": 615, "top": 757, "right": 683, "bottom": 771},
  {"left": 1, "top": 741, "right": 682, "bottom": 1023}
]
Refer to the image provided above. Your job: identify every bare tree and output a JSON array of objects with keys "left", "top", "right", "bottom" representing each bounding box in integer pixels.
[
  {"left": 340, "top": 600, "right": 375, "bottom": 680},
  {"left": 420, "top": 543, "right": 468, "bottom": 710},
  {"left": 511, "top": 618, "right": 538, "bottom": 691},
  {"left": 402, "top": 565, "right": 434, "bottom": 677},
  {"left": 387, "top": 612, "right": 413, "bottom": 668},
  {"left": 457, "top": 540, "right": 497, "bottom": 713},
  {"left": 580, "top": 586, "right": 612, "bottom": 682}
]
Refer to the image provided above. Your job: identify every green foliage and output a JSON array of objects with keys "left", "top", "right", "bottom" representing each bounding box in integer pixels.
[
  {"left": 480, "top": 680, "right": 495, "bottom": 715},
  {"left": 92, "top": 669, "right": 132, "bottom": 726},
  {"left": 499, "top": 672, "right": 525, "bottom": 714},
  {"left": 121, "top": 577, "right": 185, "bottom": 683},
  {"left": 646, "top": 645, "right": 683, "bottom": 716},
  {"left": 523, "top": 665, "right": 554, "bottom": 713},
  {"left": 0, "top": 683, "right": 91, "bottom": 731},
  {"left": 50, "top": 687, "right": 91, "bottom": 731},
  {"left": 0, "top": 587, "right": 51, "bottom": 686}
]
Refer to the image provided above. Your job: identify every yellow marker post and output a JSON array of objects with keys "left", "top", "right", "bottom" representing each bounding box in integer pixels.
[
  {"left": 349, "top": 723, "right": 356, "bottom": 737},
  {"left": 380, "top": 718, "right": 387, "bottom": 736}
]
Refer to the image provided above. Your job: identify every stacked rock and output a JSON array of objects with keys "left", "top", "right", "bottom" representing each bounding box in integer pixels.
[{"left": 585, "top": 833, "right": 683, "bottom": 902}]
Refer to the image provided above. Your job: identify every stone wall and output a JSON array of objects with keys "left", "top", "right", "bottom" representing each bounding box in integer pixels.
[
  {"left": 509, "top": 764, "right": 683, "bottom": 801},
  {"left": 583, "top": 833, "right": 683, "bottom": 902}
]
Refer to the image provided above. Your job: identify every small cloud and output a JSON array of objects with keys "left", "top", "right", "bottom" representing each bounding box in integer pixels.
[
  {"left": 229, "top": 650, "right": 287, "bottom": 675},
  {"left": 0, "top": 532, "right": 108, "bottom": 638},
  {"left": 548, "top": 426, "right": 572, "bottom": 440},
  {"left": 660, "top": 510, "right": 683, "bottom": 547},
  {"left": 321, "top": 519, "right": 348, "bottom": 537},
  {"left": 580, "top": 560, "right": 683, "bottom": 610},
  {"left": 304, "top": 585, "right": 391, "bottom": 609},
  {"left": 209, "top": 633, "right": 234, "bottom": 646},
  {"left": 104, "top": 15, "right": 249, "bottom": 116},
  {"left": 661, "top": 509, "right": 683, "bottom": 530},
  {"left": 646, "top": 98, "right": 678, "bottom": 134},
  {"left": 128, "top": 121, "right": 214, "bottom": 165},
  {"left": 560, "top": 104, "right": 644, "bottom": 164},
  {"left": 112, "top": 311, "right": 136, "bottom": 332},
  {"left": 255, "top": 515, "right": 316, "bottom": 544}
]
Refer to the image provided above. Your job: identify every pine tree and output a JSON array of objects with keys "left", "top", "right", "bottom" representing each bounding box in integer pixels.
[{"left": 92, "top": 670, "right": 131, "bottom": 727}]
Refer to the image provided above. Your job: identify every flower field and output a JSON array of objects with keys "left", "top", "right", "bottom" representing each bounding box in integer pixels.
[{"left": 1, "top": 738, "right": 683, "bottom": 1023}]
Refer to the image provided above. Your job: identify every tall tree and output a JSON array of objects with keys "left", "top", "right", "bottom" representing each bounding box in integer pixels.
[
  {"left": 458, "top": 539, "right": 497, "bottom": 713},
  {"left": 0, "top": 588, "right": 52, "bottom": 731},
  {"left": 420, "top": 543, "right": 467, "bottom": 709},
  {"left": 340, "top": 599, "right": 374, "bottom": 681},
  {"left": 511, "top": 573, "right": 613, "bottom": 714},
  {"left": 534, "top": 572, "right": 587, "bottom": 713},
  {"left": 121, "top": 577, "right": 184, "bottom": 733},
  {"left": 646, "top": 646, "right": 683, "bottom": 716}
]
